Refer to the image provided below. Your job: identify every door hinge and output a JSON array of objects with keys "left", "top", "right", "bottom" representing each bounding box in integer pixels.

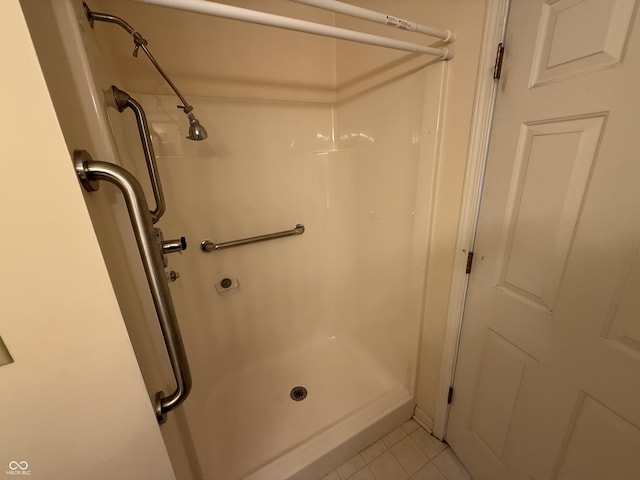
[
  {"left": 465, "top": 251, "right": 474, "bottom": 274},
  {"left": 493, "top": 42, "right": 505, "bottom": 80},
  {"left": 447, "top": 387, "right": 454, "bottom": 404}
]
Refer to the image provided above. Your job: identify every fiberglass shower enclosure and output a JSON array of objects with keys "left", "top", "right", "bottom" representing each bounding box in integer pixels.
[{"left": 22, "top": 0, "right": 454, "bottom": 478}]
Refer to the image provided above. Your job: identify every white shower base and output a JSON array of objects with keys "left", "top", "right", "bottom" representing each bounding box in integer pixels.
[{"left": 187, "top": 337, "right": 414, "bottom": 480}]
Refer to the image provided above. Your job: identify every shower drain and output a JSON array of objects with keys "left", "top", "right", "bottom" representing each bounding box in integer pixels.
[{"left": 290, "top": 386, "right": 308, "bottom": 401}]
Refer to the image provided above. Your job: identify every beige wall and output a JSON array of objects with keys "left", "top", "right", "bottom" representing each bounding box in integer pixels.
[{"left": 0, "top": 1, "right": 174, "bottom": 478}]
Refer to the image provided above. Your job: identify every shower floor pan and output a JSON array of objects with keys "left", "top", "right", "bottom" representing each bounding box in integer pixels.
[{"left": 186, "top": 337, "right": 414, "bottom": 480}]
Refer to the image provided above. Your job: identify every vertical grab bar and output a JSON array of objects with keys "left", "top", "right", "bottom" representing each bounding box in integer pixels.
[
  {"left": 74, "top": 149, "right": 191, "bottom": 423},
  {"left": 111, "top": 86, "right": 166, "bottom": 224}
]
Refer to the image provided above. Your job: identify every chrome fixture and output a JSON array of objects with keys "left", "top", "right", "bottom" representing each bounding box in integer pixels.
[
  {"left": 160, "top": 236, "right": 187, "bottom": 255},
  {"left": 187, "top": 112, "right": 208, "bottom": 142},
  {"left": 155, "top": 227, "right": 186, "bottom": 267},
  {"left": 111, "top": 86, "right": 165, "bottom": 223},
  {"left": 201, "top": 224, "right": 305, "bottom": 252},
  {"left": 74, "top": 149, "right": 191, "bottom": 423},
  {"left": 83, "top": 3, "right": 208, "bottom": 141}
]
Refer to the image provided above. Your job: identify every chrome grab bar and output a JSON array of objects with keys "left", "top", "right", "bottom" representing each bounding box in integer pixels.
[
  {"left": 201, "top": 224, "right": 305, "bottom": 252},
  {"left": 111, "top": 86, "right": 166, "bottom": 224},
  {"left": 74, "top": 150, "right": 191, "bottom": 424}
]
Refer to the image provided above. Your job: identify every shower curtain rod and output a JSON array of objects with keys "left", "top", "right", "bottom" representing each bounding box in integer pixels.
[
  {"left": 290, "top": 0, "right": 455, "bottom": 42},
  {"left": 132, "top": 0, "right": 454, "bottom": 59}
]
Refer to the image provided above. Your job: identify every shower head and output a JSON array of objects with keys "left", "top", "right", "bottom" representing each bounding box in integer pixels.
[{"left": 186, "top": 112, "right": 208, "bottom": 141}]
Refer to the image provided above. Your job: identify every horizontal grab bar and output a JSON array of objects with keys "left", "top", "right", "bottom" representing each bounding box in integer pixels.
[{"left": 201, "top": 224, "right": 305, "bottom": 252}]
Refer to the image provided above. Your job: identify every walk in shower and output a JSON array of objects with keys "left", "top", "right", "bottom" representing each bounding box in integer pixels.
[{"left": 20, "top": 0, "right": 461, "bottom": 478}]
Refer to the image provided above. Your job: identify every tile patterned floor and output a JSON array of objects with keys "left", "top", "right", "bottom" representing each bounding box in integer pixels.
[{"left": 319, "top": 419, "right": 473, "bottom": 480}]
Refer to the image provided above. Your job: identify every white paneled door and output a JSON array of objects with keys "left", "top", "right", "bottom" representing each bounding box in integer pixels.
[{"left": 446, "top": 1, "right": 640, "bottom": 479}]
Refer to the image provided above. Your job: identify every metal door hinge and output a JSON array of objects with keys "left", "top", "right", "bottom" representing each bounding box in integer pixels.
[
  {"left": 494, "top": 42, "right": 505, "bottom": 79},
  {"left": 465, "top": 251, "right": 474, "bottom": 274},
  {"left": 447, "top": 387, "right": 454, "bottom": 404}
]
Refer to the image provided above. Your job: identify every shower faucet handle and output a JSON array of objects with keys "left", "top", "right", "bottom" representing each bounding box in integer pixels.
[
  {"left": 161, "top": 237, "right": 187, "bottom": 255},
  {"left": 155, "top": 228, "right": 187, "bottom": 268}
]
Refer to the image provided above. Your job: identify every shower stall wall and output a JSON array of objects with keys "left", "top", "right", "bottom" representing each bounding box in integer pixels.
[{"left": 21, "top": 0, "right": 454, "bottom": 478}]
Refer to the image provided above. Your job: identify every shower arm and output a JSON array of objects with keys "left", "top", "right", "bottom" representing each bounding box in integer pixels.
[
  {"left": 112, "top": 86, "right": 165, "bottom": 224},
  {"left": 83, "top": 3, "right": 194, "bottom": 116}
]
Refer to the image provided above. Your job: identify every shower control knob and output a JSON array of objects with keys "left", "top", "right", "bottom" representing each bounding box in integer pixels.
[
  {"left": 161, "top": 236, "right": 187, "bottom": 255},
  {"left": 155, "top": 228, "right": 187, "bottom": 268}
]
